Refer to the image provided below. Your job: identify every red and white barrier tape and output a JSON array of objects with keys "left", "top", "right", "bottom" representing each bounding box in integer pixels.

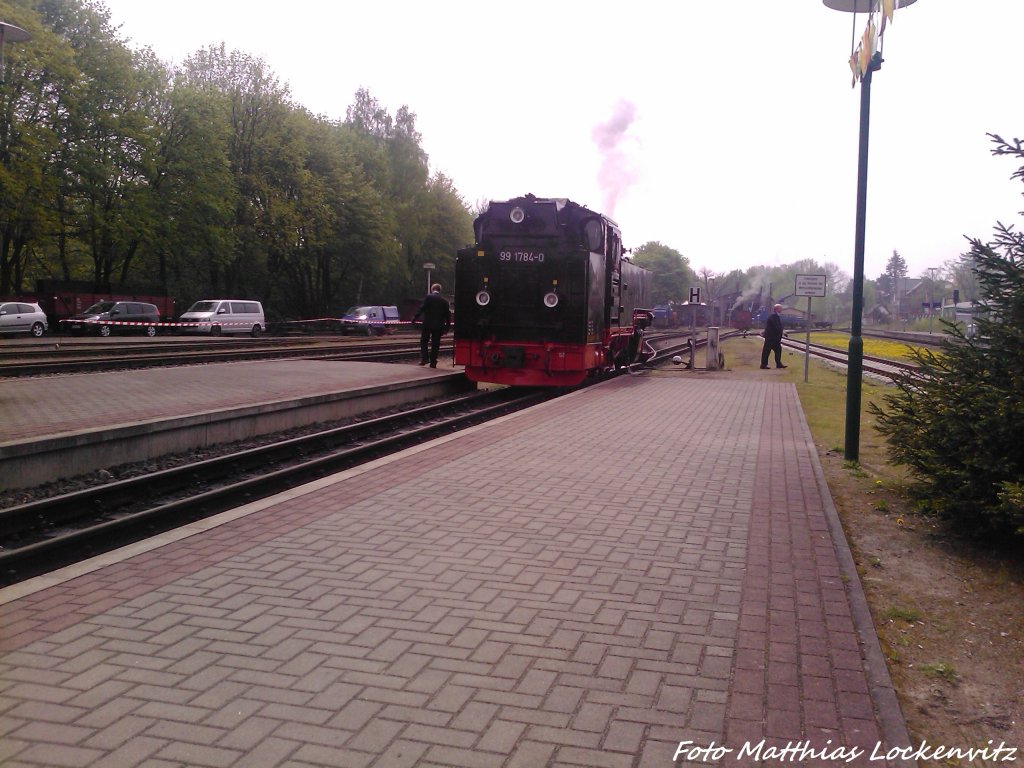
[
  {"left": 59, "top": 318, "right": 416, "bottom": 328},
  {"left": 61, "top": 319, "right": 258, "bottom": 328},
  {"left": 285, "top": 318, "right": 410, "bottom": 326}
]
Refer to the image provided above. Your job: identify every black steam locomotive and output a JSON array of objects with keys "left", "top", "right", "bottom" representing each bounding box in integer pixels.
[{"left": 453, "top": 194, "right": 653, "bottom": 386}]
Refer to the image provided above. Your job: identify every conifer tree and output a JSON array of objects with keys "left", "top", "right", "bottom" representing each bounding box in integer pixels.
[{"left": 871, "top": 134, "right": 1024, "bottom": 539}]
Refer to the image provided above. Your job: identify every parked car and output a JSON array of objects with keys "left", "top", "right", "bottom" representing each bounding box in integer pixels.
[
  {"left": 178, "top": 300, "right": 265, "bottom": 336},
  {"left": 340, "top": 305, "right": 400, "bottom": 335},
  {"left": 0, "top": 301, "right": 48, "bottom": 337},
  {"left": 67, "top": 301, "right": 160, "bottom": 337}
]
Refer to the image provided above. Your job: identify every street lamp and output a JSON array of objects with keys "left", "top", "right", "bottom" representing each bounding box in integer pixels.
[
  {"left": 927, "top": 266, "right": 938, "bottom": 333},
  {"left": 423, "top": 262, "right": 435, "bottom": 294},
  {"left": 823, "top": 0, "right": 917, "bottom": 462},
  {"left": 0, "top": 21, "right": 31, "bottom": 85}
]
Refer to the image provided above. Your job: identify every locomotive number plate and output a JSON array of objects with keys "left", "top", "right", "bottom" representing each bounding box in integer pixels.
[{"left": 499, "top": 251, "right": 545, "bottom": 263}]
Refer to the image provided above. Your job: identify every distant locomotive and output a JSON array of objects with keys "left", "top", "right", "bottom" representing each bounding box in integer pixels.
[{"left": 454, "top": 194, "right": 653, "bottom": 386}]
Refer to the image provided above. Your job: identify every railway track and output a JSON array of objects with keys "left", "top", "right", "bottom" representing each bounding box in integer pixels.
[
  {"left": 0, "top": 329, "right": 918, "bottom": 585},
  {"left": 0, "top": 335, "right": 424, "bottom": 376},
  {"left": 0, "top": 387, "right": 557, "bottom": 586},
  {"left": 778, "top": 335, "right": 916, "bottom": 378},
  {"left": 0, "top": 327, "right": 941, "bottom": 378},
  {"left": 641, "top": 329, "right": 916, "bottom": 379}
]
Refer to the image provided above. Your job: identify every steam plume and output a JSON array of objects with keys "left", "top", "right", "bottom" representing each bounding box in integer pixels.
[
  {"left": 592, "top": 99, "right": 639, "bottom": 216},
  {"left": 732, "top": 272, "right": 773, "bottom": 310}
]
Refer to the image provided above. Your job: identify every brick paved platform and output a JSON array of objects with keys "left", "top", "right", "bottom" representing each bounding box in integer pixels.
[
  {"left": 0, "top": 370, "right": 912, "bottom": 767},
  {"left": 0, "top": 360, "right": 466, "bottom": 490}
]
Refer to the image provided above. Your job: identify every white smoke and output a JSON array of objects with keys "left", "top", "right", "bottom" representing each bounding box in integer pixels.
[
  {"left": 592, "top": 99, "right": 639, "bottom": 217},
  {"left": 732, "top": 272, "right": 773, "bottom": 310}
]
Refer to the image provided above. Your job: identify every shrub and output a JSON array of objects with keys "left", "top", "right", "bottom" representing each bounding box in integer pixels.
[{"left": 870, "top": 136, "right": 1024, "bottom": 540}]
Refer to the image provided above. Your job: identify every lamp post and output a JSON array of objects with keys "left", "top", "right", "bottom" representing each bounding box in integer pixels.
[
  {"left": 823, "top": 0, "right": 916, "bottom": 462},
  {"left": 423, "top": 262, "right": 435, "bottom": 294},
  {"left": 927, "top": 266, "right": 938, "bottom": 333},
  {"left": 0, "top": 21, "right": 31, "bottom": 85}
]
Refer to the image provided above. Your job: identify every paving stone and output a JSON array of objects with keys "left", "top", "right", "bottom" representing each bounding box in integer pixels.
[{"left": 0, "top": 373, "right": 911, "bottom": 766}]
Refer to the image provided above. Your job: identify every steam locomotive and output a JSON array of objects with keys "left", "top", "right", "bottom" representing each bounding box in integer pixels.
[{"left": 453, "top": 194, "right": 653, "bottom": 387}]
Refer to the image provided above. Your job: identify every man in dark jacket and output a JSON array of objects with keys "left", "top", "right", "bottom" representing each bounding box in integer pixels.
[
  {"left": 760, "top": 303, "right": 787, "bottom": 369},
  {"left": 413, "top": 283, "right": 451, "bottom": 368}
]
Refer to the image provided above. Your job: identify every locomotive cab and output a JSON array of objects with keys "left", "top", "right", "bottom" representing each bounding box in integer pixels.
[{"left": 454, "top": 194, "right": 651, "bottom": 386}]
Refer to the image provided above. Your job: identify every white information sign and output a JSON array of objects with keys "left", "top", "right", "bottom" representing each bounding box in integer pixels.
[{"left": 795, "top": 274, "right": 827, "bottom": 297}]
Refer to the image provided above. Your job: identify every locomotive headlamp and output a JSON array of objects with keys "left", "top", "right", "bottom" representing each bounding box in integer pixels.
[
  {"left": 475, "top": 290, "right": 491, "bottom": 306},
  {"left": 543, "top": 292, "right": 559, "bottom": 308},
  {"left": 509, "top": 207, "right": 525, "bottom": 224}
]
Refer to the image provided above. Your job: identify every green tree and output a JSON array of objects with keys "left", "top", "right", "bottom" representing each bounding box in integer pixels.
[
  {"left": 277, "top": 113, "right": 395, "bottom": 316},
  {"left": 876, "top": 249, "right": 908, "bottom": 307},
  {"left": 147, "top": 79, "right": 236, "bottom": 299},
  {"left": 0, "top": 2, "right": 480, "bottom": 321},
  {"left": 870, "top": 134, "right": 1024, "bottom": 539},
  {"left": 409, "top": 172, "right": 472, "bottom": 294},
  {"left": 36, "top": 0, "right": 162, "bottom": 289},
  {"left": 345, "top": 90, "right": 440, "bottom": 298},
  {"left": 179, "top": 44, "right": 295, "bottom": 300},
  {"left": 342, "top": 90, "right": 473, "bottom": 303},
  {"left": 0, "top": 0, "right": 77, "bottom": 292},
  {"left": 631, "top": 241, "right": 695, "bottom": 305}
]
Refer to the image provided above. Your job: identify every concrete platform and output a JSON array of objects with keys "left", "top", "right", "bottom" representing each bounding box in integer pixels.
[
  {"left": 0, "top": 370, "right": 913, "bottom": 767},
  {"left": 0, "top": 360, "right": 470, "bottom": 491}
]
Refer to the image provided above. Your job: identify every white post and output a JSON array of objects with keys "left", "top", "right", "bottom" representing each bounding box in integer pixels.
[
  {"left": 689, "top": 304, "right": 697, "bottom": 368},
  {"left": 706, "top": 327, "right": 720, "bottom": 370}
]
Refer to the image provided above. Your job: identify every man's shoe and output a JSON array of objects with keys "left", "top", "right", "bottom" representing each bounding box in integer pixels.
[
  {"left": 418, "top": 361, "right": 428, "bottom": 366},
  {"left": 776, "top": 364, "right": 787, "bottom": 369},
  {"left": 429, "top": 363, "right": 437, "bottom": 368},
  {"left": 760, "top": 365, "right": 769, "bottom": 369}
]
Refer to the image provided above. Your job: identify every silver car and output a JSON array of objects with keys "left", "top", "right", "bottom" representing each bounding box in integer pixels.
[{"left": 0, "top": 301, "right": 48, "bottom": 337}]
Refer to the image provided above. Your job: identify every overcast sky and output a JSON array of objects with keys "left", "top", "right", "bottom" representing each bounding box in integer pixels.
[{"left": 100, "top": 0, "right": 1023, "bottom": 284}]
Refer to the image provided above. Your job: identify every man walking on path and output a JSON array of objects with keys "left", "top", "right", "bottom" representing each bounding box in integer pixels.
[
  {"left": 413, "top": 283, "right": 451, "bottom": 368},
  {"left": 760, "top": 303, "right": 787, "bottom": 369}
]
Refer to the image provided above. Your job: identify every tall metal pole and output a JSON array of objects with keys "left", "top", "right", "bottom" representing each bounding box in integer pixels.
[
  {"left": 844, "top": 50, "right": 881, "bottom": 462},
  {"left": 927, "top": 266, "right": 938, "bottom": 333},
  {"left": 803, "top": 296, "right": 812, "bottom": 383}
]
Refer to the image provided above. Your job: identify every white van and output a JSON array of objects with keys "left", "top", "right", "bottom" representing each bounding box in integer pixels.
[{"left": 179, "top": 300, "right": 265, "bottom": 336}]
